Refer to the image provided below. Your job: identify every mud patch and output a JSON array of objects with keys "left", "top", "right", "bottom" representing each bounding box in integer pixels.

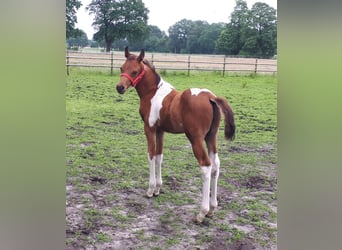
[
  {"left": 228, "top": 238, "right": 255, "bottom": 250},
  {"left": 229, "top": 144, "right": 275, "bottom": 155},
  {"left": 165, "top": 176, "right": 182, "bottom": 191},
  {"left": 89, "top": 176, "right": 107, "bottom": 184},
  {"left": 207, "top": 238, "right": 230, "bottom": 250},
  {"left": 243, "top": 175, "right": 275, "bottom": 191}
]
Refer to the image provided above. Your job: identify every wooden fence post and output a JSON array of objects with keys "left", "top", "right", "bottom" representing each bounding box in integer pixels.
[
  {"left": 254, "top": 58, "right": 258, "bottom": 74},
  {"left": 110, "top": 52, "right": 114, "bottom": 75},
  {"left": 187, "top": 55, "right": 191, "bottom": 76},
  {"left": 66, "top": 50, "right": 70, "bottom": 76},
  {"left": 223, "top": 56, "right": 226, "bottom": 77}
]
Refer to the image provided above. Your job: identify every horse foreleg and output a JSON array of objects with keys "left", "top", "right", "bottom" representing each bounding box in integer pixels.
[
  {"left": 146, "top": 153, "right": 156, "bottom": 197},
  {"left": 154, "top": 130, "right": 164, "bottom": 196},
  {"left": 146, "top": 153, "right": 163, "bottom": 197},
  {"left": 145, "top": 126, "right": 157, "bottom": 197},
  {"left": 154, "top": 154, "right": 163, "bottom": 196}
]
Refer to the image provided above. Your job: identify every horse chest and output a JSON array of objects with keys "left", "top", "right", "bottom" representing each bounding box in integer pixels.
[{"left": 146, "top": 81, "right": 174, "bottom": 128}]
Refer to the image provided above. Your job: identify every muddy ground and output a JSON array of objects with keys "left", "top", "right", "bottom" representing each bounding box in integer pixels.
[{"left": 66, "top": 148, "right": 277, "bottom": 250}]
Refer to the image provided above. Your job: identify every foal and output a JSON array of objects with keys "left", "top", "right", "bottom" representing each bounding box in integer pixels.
[{"left": 116, "top": 47, "right": 235, "bottom": 223}]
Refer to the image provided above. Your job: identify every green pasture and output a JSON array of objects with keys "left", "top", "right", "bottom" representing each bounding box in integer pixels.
[{"left": 66, "top": 68, "right": 277, "bottom": 249}]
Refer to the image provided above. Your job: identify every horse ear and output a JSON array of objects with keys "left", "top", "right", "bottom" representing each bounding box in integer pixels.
[
  {"left": 125, "top": 46, "right": 129, "bottom": 58},
  {"left": 137, "top": 49, "right": 145, "bottom": 62}
]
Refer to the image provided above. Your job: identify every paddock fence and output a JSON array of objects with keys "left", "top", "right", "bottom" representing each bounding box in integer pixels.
[{"left": 66, "top": 50, "right": 277, "bottom": 76}]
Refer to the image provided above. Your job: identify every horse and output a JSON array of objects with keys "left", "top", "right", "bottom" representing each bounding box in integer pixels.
[{"left": 116, "top": 47, "right": 235, "bottom": 223}]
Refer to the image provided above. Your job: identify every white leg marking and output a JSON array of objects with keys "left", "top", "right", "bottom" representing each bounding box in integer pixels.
[
  {"left": 196, "top": 165, "right": 212, "bottom": 222},
  {"left": 208, "top": 152, "right": 220, "bottom": 216},
  {"left": 146, "top": 154, "right": 156, "bottom": 197},
  {"left": 154, "top": 154, "right": 163, "bottom": 195}
]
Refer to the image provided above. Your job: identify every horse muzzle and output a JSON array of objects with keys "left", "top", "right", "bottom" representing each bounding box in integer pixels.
[{"left": 116, "top": 84, "right": 126, "bottom": 94}]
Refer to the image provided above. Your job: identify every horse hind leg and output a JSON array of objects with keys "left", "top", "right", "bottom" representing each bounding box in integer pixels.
[
  {"left": 188, "top": 136, "right": 212, "bottom": 223},
  {"left": 204, "top": 132, "right": 220, "bottom": 218},
  {"left": 207, "top": 151, "right": 220, "bottom": 218},
  {"left": 205, "top": 98, "right": 221, "bottom": 217}
]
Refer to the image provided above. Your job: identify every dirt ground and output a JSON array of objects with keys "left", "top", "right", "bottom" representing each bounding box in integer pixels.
[{"left": 66, "top": 155, "right": 277, "bottom": 249}]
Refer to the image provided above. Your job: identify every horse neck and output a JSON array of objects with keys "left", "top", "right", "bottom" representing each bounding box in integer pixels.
[{"left": 135, "top": 66, "right": 159, "bottom": 99}]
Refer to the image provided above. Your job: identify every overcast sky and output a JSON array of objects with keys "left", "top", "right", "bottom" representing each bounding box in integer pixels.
[{"left": 76, "top": 0, "right": 277, "bottom": 40}]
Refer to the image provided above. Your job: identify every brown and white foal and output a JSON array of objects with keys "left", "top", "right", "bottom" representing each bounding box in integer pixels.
[{"left": 116, "top": 47, "right": 235, "bottom": 223}]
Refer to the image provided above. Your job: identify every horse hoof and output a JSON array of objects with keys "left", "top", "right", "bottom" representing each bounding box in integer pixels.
[
  {"left": 206, "top": 212, "right": 214, "bottom": 218},
  {"left": 192, "top": 216, "right": 203, "bottom": 224},
  {"left": 153, "top": 189, "right": 161, "bottom": 196},
  {"left": 146, "top": 191, "right": 154, "bottom": 198}
]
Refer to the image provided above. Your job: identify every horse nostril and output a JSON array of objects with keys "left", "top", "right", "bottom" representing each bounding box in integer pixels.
[{"left": 116, "top": 85, "right": 125, "bottom": 94}]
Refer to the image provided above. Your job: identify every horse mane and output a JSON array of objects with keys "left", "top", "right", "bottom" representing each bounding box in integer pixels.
[{"left": 143, "top": 59, "right": 161, "bottom": 85}]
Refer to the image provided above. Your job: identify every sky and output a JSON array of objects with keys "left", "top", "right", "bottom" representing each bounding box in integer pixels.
[{"left": 76, "top": 0, "right": 277, "bottom": 40}]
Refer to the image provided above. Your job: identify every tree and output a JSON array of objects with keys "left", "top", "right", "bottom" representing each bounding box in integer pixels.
[
  {"left": 66, "top": 0, "right": 82, "bottom": 39},
  {"left": 216, "top": 25, "right": 240, "bottom": 55},
  {"left": 197, "top": 23, "right": 225, "bottom": 54},
  {"left": 186, "top": 21, "right": 209, "bottom": 54},
  {"left": 143, "top": 26, "right": 169, "bottom": 52},
  {"left": 241, "top": 2, "right": 277, "bottom": 57},
  {"left": 67, "top": 30, "right": 89, "bottom": 48},
  {"left": 216, "top": 0, "right": 249, "bottom": 55},
  {"left": 216, "top": 0, "right": 277, "bottom": 57},
  {"left": 168, "top": 19, "right": 193, "bottom": 53},
  {"left": 87, "top": 0, "right": 149, "bottom": 52}
]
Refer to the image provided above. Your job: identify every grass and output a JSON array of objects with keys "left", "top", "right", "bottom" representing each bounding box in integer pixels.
[{"left": 66, "top": 68, "right": 277, "bottom": 249}]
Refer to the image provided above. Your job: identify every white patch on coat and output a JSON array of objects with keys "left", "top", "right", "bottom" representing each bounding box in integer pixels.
[
  {"left": 148, "top": 78, "right": 174, "bottom": 127},
  {"left": 190, "top": 88, "right": 215, "bottom": 96}
]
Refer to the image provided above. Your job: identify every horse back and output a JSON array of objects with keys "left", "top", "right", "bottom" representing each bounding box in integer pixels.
[{"left": 159, "top": 88, "right": 216, "bottom": 134}]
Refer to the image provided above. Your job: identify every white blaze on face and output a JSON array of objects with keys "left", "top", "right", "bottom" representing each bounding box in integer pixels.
[
  {"left": 148, "top": 79, "right": 174, "bottom": 127},
  {"left": 190, "top": 88, "right": 215, "bottom": 96}
]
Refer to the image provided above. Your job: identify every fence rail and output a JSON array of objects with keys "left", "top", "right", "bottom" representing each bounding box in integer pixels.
[{"left": 66, "top": 50, "right": 277, "bottom": 76}]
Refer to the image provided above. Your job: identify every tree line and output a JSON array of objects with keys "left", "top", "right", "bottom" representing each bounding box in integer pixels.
[{"left": 66, "top": 0, "right": 277, "bottom": 58}]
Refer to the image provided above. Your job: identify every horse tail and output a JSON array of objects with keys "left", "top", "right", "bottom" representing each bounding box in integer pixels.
[{"left": 211, "top": 97, "right": 235, "bottom": 141}]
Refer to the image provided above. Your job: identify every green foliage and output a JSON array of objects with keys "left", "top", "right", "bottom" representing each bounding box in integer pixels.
[
  {"left": 96, "top": 232, "right": 111, "bottom": 242},
  {"left": 216, "top": 0, "right": 277, "bottom": 58},
  {"left": 67, "top": 30, "right": 89, "bottom": 48},
  {"left": 168, "top": 19, "right": 193, "bottom": 53},
  {"left": 66, "top": 0, "right": 82, "bottom": 38},
  {"left": 87, "top": 0, "right": 149, "bottom": 51},
  {"left": 66, "top": 0, "right": 277, "bottom": 56},
  {"left": 168, "top": 19, "right": 225, "bottom": 54}
]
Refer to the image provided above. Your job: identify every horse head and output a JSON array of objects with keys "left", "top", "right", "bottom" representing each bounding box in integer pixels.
[{"left": 116, "top": 47, "right": 145, "bottom": 94}]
